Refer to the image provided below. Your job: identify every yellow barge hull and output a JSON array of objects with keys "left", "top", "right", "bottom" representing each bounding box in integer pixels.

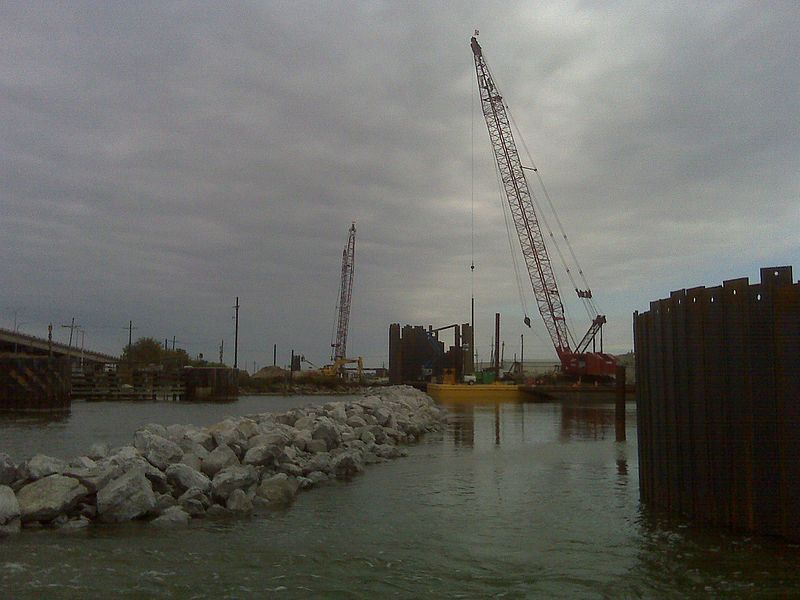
[{"left": 426, "top": 382, "right": 527, "bottom": 404}]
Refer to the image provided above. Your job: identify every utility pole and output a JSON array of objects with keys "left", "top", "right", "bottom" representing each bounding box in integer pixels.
[
  {"left": 164, "top": 338, "right": 168, "bottom": 351},
  {"left": 219, "top": 339, "right": 224, "bottom": 365},
  {"left": 62, "top": 317, "right": 76, "bottom": 349},
  {"left": 79, "top": 328, "right": 86, "bottom": 368},
  {"left": 128, "top": 320, "right": 136, "bottom": 350},
  {"left": 494, "top": 313, "right": 500, "bottom": 378},
  {"left": 273, "top": 343, "right": 277, "bottom": 366},
  {"left": 233, "top": 297, "right": 240, "bottom": 370},
  {"left": 48, "top": 323, "right": 53, "bottom": 357},
  {"left": 172, "top": 336, "right": 176, "bottom": 351}
]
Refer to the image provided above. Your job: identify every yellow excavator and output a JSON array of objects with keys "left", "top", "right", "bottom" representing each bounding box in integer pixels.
[{"left": 321, "top": 357, "right": 364, "bottom": 380}]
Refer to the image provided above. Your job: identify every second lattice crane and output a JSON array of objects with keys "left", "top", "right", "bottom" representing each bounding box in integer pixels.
[{"left": 323, "top": 222, "right": 363, "bottom": 378}]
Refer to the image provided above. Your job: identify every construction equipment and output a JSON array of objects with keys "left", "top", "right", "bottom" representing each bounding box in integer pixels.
[
  {"left": 321, "top": 357, "right": 364, "bottom": 380},
  {"left": 324, "top": 222, "right": 363, "bottom": 378},
  {"left": 470, "top": 35, "right": 617, "bottom": 378}
]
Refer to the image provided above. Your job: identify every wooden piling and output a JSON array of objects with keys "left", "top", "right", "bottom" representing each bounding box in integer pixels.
[{"left": 615, "top": 365, "right": 626, "bottom": 442}]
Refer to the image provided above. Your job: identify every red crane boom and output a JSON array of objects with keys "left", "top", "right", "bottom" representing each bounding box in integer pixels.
[
  {"left": 471, "top": 36, "right": 616, "bottom": 378},
  {"left": 331, "top": 222, "right": 356, "bottom": 362}
]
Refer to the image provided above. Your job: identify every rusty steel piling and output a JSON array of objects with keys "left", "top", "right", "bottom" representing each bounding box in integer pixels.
[{"left": 634, "top": 266, "right": 800, "bottom": 541}]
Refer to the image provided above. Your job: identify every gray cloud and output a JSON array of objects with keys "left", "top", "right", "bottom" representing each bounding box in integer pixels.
[{"left": 2, "top": 1, "right": 798, "bottom": 367}]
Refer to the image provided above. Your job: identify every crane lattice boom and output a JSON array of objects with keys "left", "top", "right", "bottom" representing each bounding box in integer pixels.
[
  {"left": 332, "top": 223, "right": 356, "bottom": 362},
  {"left": 471, "top": 36, "right": 616, "bottom": 377},
  {"left": 471, "top": 36, "right": 571, "bottom": 358}
]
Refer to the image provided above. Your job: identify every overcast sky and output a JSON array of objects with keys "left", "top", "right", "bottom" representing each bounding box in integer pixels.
[{"left": 2, "top": 1, "right": 798, "bottom": 369}]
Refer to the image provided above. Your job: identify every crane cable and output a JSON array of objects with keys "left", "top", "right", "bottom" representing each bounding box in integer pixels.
[
  {"left": 492, "top": 152, "right": 530, "bottom": 321},
  {"left": 329, "top": 292, "right": 340, "bottom": 363},
  {"left": 471, "top": 17, "right": 476, "bottom": 308},
  {"left": 478, "top": 46, "right": 588, "bottom": 322},
  {"left": 480, "top": 46, "right": 581, "bottom": 350},
  {"left": 481, "top": 55, "right": 581, "bottom": 350},
  {"left": 509, "top": 108, "right": 603, "bottom": 318},
  {"left": 505, "top": 109, "right": 601, "bottom": 321}
]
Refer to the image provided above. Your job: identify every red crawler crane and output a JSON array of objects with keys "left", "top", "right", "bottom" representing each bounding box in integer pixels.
[
  {"left": 327, "top": 223, "right": 360, "bottom": 376},
  {"left": 471, "top": 36, "right": 616, "bottom": 378}
]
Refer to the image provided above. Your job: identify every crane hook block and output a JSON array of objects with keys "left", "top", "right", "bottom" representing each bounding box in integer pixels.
[{"left": 524, "top": 316, "right": 532, "bottom": 328}]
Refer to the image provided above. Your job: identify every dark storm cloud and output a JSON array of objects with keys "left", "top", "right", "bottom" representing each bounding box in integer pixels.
[{"left": 2, "top": 1, "right": 798, "bottom": 365}]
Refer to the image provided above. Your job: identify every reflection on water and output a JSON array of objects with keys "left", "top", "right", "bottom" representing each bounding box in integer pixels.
[
  {"left": 444, "top": 399, "right": 637, "bottom": 446},
  {"left": 0, "top": 395, "right": 344, "bottom": 460},
  {"left": 2, "top": 395, "right": 800, "bottom": 598},
  {"left": 0, "top": 410, "right": 71, "bottom": 427},
  {"left": 448, "top": 404, "right": 475, "bottom": 447}
]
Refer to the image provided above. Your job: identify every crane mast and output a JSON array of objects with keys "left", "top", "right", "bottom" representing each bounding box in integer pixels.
[
  {"left": 471, "top": 36, "right": 615, "bottom": 377},
  {"left": 332, "top": 222, "right": 356, "bottom": 362}
]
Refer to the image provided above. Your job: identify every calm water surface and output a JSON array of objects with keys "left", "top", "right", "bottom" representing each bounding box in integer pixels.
[{"left": 2, "top": 395, "right": 799, "bottom": 598}]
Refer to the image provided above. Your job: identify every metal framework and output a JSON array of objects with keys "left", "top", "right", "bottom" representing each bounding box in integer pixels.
[
  {"left": 471, "top": 36, "right": 613, "bottom": 376},
  {"left": 332, "top": 223, "right": 356, "bottom": 361}
]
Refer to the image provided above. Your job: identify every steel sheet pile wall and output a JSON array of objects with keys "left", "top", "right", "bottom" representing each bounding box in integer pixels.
[
  {"left": 183, "top": 367, "right": 238, "bottom": 401},
  {"left": 634, "top": 266, "right": 800, "bottom": 540}
]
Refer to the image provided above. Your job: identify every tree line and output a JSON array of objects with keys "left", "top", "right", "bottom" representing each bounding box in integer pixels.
[{"left": 121, "top": 337, "right": 222, "bottom": 368}]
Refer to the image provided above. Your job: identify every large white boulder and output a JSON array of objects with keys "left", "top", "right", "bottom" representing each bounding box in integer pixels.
[
  {"left": 23, "top": 454, "right": 68, "bottom": 480},
  {"left": 235, "top": 418, "right": 259, "bottom": 440},
  {"left": 151, "top": 506, "right": 190, "bottom": 528},
  {"left": 211, "top": 465, "right": 258, "bottom": 501},
  {"left": 179, "top": 453, "right": 203, "bottom": 472},
  {"left": 247, "top": 431, "right": 289, "bottom": 450},
  {"left": 302, "top": 452, "right": 332, "bottom": 475},
  {"left": 325, "top": 403, "right": 348, "bottom": 423},
  {"left": 201, "top": 444, "right": 239, "bottom": 477},
  {"left": 62, "top": 463, "right": 121, "bottom": 493},
  {"left": 256, "top": 473, "right": 299, "bottom": 505},
  {"left": 346, "top": 415, "right": 367, "bottom": 428},
  {"left": 208, "top": 419, "right": 247, "bottom": 450},
  {"left": 87, "top": 442, "right": 110, "bottom": 460},
  {"left": 184, "top": 429, "right": 215, "bottom": 452},
  {"left": 133, "top": 430, "right": 183, "bottom": 471},
  {"left": 16, "top": 475, "right": 88, "bottom": 522},
  {"left": 242, "top": 445, "right": 277, "bottom": 467},
  {"left": 311, "top": 417, "right": 340, "bottom": 451},
  {"left": 0, "top": 485, "right": 21, "bottom": 534},
  {"left": 226, "top": 488, "right": 253, "bottom": 514},
  {"left": 0, "top": 453, "right": 18, "bottom": 485},
  {"left": 165, "top": 424, "right": 190, "bottom": 443},
  {"left": 97, "top": 468, "right": 156, "bottom": 523},
  {"left": 331, "top": 450, "right": 364, "bottom": 480},
  {"left": 291, "top": 429, "right": 312, "bottom": 451},
  {"left": 293, "top": 416, "right": 315, "bottom": 431},
  {"left": 165, "top": 464, "right": 211, "bottom": 495}
]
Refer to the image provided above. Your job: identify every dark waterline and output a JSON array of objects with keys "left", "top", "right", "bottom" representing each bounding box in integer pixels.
[{"left": 2, "top": 396, "right": 799, "bottom": 598}]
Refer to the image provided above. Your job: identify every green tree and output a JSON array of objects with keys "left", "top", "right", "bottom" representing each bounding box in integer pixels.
[
  {"left": 121, "top": 337, "right": 194, "bottom": 367},
  {"left": 122, "top": 337, "right": 163, "bottom": 365}
]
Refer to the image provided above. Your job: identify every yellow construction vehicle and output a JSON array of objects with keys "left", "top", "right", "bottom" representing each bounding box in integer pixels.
[{"left": 321, "top": 357, "right": 363, "bottom": 380}]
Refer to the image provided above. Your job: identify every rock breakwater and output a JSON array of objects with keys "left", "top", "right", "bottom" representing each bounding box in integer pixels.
[{"left": 0, "top": 386, "right": 445, "bottom": 534}]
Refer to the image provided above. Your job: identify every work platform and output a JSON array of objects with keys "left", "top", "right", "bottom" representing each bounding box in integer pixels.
[{"left": 427, "top": 382, "right": 633, "bottom": 404}]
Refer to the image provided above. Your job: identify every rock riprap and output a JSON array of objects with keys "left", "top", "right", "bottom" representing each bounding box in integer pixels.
[{"left": 0, "top": 386, "right": 445, "bottom": 534}]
